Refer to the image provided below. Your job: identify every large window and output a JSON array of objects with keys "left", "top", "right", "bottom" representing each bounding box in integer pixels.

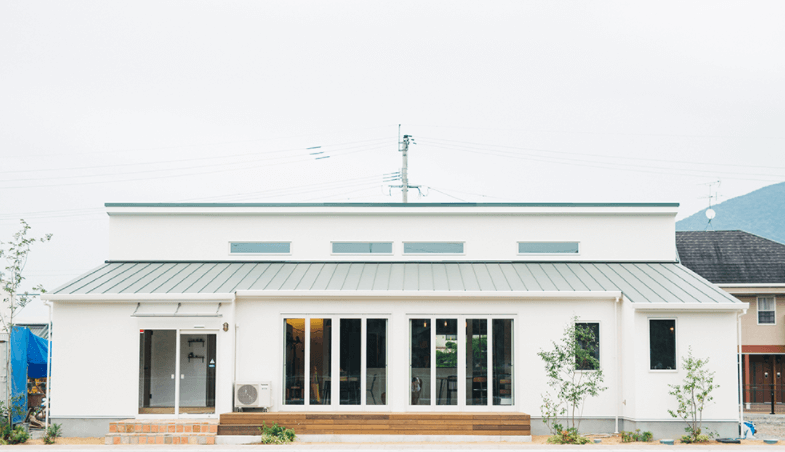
[
  {"left": 649, "top": 319, "right": 676, "bottom": 370},
  {"left": 411, "top": 317, "right": 514, "bottom": 407},
  {"left": 575, "top": 322, "right": 600, "bottom": 371},
  {"left": 758, "top": 297, "right": 776, "bottom": 325},
  {"left": 284, "top": 317, "right": 386, "bottom": 407}
]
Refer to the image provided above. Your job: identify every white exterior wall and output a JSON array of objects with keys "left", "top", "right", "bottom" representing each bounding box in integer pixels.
[
  {"left": 49, "top": 295, "right": 740, "bottom": 430},
  {"left": 107, "top": 208, "right": 677, "bottom": 262},
  {"left": 50, "top": 301, "right": 235, "bottom": 419}
]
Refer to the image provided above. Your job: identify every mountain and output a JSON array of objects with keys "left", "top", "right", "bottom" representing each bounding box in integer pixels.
[{"left": 676, "top": 181, "right": 785, "bottom": 244}]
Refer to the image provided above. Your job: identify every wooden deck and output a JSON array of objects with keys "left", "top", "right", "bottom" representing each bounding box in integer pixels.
[{"left": 219, "top": 412, "right": 531, "bottom": 436}]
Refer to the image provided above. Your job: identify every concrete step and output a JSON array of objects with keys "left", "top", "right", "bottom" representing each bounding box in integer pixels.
[{"left": 105, "top": 419, "right": 218, "bottom": 445}]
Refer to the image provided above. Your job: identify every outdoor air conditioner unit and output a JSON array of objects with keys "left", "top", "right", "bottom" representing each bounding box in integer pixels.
[{"left": 235, "top": 381, "right": 271, "bottom": 409}]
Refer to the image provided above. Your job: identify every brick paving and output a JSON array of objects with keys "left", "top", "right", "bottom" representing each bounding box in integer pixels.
[{"left": 105, "top": 419, "right": 218, "bottom": 445}]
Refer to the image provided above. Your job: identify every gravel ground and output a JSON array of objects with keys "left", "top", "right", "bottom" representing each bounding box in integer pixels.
[{"left": 744, "top": 413, "right": 785, "bottom": 440}]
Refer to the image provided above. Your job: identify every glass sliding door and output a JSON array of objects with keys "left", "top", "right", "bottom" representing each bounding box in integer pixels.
[
  {"left": 340, "top": 319, "right": 361, "bottom": 405},
  {"left": 466, "top": 319, "right": 488, "bottom": 406},
  {"left": 309, "top": 319, "right": 331, "bottom": 405},
  {"left": 179, "top": 333, "right": 216, "bottom": 414},
  {"left": 436, "top": 319, "right": 458, "bottom": 405},
  {"left": 492, "top": 319, "right": 514, "bottom": 405},
  {"left": 284, "top": 319, "right": 305, "bottom": 405},
  {"left": 138, "top": 330, "right": 176, "bottom": 414},
  {"left": 366, "top": 319, "right": 387, "bottom": 405},
  {"left": 410, "top": 319, "right": 431, "bottom": 405}
]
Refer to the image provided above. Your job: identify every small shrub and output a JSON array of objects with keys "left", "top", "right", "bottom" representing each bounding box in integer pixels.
[
  {"left": 44, "top": 423, "right": 62, "bottom": 445},
  {"left": 620, "top": 429, "right": 653, "bottom": 442},
  {"left": 7, "top": 426, "right": 30, "bottom": 445},
  {"left": 546, "top": 427, "right": 591, "bottom": 444},
  {"left": 258, "top": 422, "right": 296, "bottom": 444}
]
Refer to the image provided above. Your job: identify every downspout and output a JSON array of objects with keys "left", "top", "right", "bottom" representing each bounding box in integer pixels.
[
  {"left": 43, "top": 300, "right": 53, "bottom": 429},
  {"left": 737, "top": 311, "right": 744, "bottom": 434},
  {"left": 232, "top": 295, "right": 238, "bottom": 411},
  {"left": 615, "top": 295, "right": 621, "bottom": 434}
]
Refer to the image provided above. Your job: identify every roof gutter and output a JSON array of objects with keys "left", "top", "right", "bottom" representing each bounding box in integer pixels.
[
  {"left": 632, "top": 302, "right": 748, "bottom": 312},
  {"left": 233, "top": 290, "right": 623, "bottom": 299},
  {"left": 41, "top": 293, "right": 235, "bottom": 302}
]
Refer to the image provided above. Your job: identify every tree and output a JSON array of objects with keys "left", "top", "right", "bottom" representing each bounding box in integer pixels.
[
  {"left": 537, "top": 316, "right": 606, "bottom": 437},
  {"left": 668, "top": 347, "right": 718, "bottom": 443},
  {"left": 0, "top": 220, "right": 52, "bottom": 423}
]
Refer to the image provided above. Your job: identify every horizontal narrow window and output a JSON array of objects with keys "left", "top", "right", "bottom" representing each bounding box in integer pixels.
[
  {"left": 230, "top": 242, "right": 290, "bottom": 254},
  {"left": 332, "top": 242, "right": 392, "bottom": 254},
  {"left": 404, "top": 242, "right": 464, "bottom": 254},
  {"left": 518, "top": 242, "right": 579, "bottom": 254}
]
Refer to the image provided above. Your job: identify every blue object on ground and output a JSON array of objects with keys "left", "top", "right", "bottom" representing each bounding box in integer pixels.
[
  {"left": 10, "top": 326, "right": 50, "bottom": 424},
  {"left": 764, "top": 439, "right": 779, "bottom": 445},
  {"left": 744, "top": 421, "right": 756, "bottom": 436},
  {"left": 660, "top": 439, "right": 674, "bottom": 445}
]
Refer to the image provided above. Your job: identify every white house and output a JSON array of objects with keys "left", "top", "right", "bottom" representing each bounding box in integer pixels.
[{"left": 43, "top": 203, "right": 747, "bottom": 439}]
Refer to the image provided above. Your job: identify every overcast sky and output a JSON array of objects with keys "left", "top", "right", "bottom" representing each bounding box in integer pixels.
[{"left": 2, "top": 1, "right": 784, "bottom": 320}]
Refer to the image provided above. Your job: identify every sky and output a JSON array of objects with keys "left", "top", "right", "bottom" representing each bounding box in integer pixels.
[{"left": 1, "top": 1, "right": 784, "bottom": 320}]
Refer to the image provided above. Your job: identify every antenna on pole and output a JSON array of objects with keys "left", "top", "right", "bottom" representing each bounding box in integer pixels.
[
  {"left": 698, "top": 180, "right": 721, "bottom": 231},
  {"left": 388, "top": 125, "right": 421, "bottom": 202}
]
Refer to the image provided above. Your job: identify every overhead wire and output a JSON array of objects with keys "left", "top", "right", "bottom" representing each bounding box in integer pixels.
[{"left": 0, "top": 137, "right": 391, "bottom": 175}]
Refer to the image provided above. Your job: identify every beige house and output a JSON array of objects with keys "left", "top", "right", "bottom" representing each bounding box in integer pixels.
[{"left": 677, "top": 230, "right": 785, "bottom": 410}]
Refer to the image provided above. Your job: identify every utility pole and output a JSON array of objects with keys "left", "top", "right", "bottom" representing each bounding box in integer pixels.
[
  {"left": 401, "top": 134, "right": 410, "bottom": 203},
  {"left": 388, "top": 125, "right": 421, "bottom": 202}
]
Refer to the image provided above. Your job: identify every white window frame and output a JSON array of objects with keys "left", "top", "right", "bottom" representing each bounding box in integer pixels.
[
  {"left": 405, "top": 314, "right": 516, "bottom": 411},
  {"left": 402, "top": 241, "right": 466, "bottom": 256},
  {"left": 574, "top": 320, "right": 601, "bottom": 372},
  {"left": 228, "top": 241, "right": 292, "bottom": 256},
  {"left": 517, "top": 241, "right": 581, "bottom": 256},
  {"left": 330, "top": 241, "right": 395, "bottom": 256},
  {"left": 648, "top": 317, "right": 678, "bottom": 372},
  {"left": 757, "top": 296, "right": 777, "bottom": 325},
  {"left": 280, "top": 314, "right": 390, "bottom": 412}
]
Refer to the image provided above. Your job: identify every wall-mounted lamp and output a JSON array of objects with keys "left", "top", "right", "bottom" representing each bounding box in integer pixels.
[
  {"left": 223, "top": 322, "right": 229, "bottom": 332},
  {"left": 765, "top": 372, "right": 769, "bottom": 379}
]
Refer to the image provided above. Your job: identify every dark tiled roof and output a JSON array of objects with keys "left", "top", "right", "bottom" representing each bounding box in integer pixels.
[{"left": 676, "top": 231, "right": 785, "bottom": 284}]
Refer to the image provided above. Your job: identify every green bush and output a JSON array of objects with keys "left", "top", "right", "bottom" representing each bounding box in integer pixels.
[
  {"left": 620, "top": 429, "right": 653, "bottom": 442},
  {"left": 258, "top": 422, "right": 296, "bottom": 444},
  {"left": 44, "top": 423, "right": 63, "bottom": 445},
  {"left": 546, "top": 427, "right": 591, "bottom": 444},
  {"left": 0, "top": 397, "right": 29, "bottom": 445}
]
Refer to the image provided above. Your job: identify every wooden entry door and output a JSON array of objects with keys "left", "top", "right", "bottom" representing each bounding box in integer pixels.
[{"left": 750, "top": 355, "right": 784, "bottom": 404}]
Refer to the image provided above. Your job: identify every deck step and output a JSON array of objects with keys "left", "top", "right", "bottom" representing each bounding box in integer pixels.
[{"left": 218, "top": 412, "right": 530, "bottom": 436}]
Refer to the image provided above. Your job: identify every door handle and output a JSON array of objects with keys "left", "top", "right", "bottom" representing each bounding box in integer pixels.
[
  {"left": 181, "top": 374, "right": 185, "bottom": 379},
  {"left": 171, "top": 374, "right": 175, "bottom": 380}
]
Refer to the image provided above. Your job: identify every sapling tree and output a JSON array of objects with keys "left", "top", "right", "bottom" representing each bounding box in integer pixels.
[
  {"left": 668, "top": 347, "right": 718, "bottom": 443},
  {"left": 537, "top": 316, "right": 606, "bottom": 437},
  {"left": 0, "top": 219, "right": 52, "bottom": 423}
]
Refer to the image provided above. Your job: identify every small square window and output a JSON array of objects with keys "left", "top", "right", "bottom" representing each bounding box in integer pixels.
[{"left": 758, "top": 297, "right": 776, "bottom": 325}]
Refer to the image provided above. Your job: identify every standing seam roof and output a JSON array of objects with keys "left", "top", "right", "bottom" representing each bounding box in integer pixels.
[{"left": 51, "top": 262, "right": 741, "bottom": 304}]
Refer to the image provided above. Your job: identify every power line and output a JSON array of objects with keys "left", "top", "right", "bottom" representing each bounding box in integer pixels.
[{"left": 0, "top": 143, "right": 391, "bottom": 189}]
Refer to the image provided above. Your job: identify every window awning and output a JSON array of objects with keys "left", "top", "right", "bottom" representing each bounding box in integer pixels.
[{"left": 44, "top": 261, "right": 744, "bottom": 306}]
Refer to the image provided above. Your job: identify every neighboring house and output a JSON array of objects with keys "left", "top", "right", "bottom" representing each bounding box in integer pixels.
[
  {"left": 43, "top": 203, "right": 747, "bottom": 439},
  {"left": 676, "top": 230, "right": 785, "bottom": 410}
]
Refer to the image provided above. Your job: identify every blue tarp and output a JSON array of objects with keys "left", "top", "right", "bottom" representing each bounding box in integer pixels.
[{"left": 10, "top": 326, "right": 49, "bottom": 424}]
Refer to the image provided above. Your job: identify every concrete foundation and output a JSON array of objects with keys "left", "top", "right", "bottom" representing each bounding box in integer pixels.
[
  {"left": 50, "top": 417, "right": 127, "bottom": 437},
  {"left": 529, "top": 416, "right": 741, "bottom": 439}
]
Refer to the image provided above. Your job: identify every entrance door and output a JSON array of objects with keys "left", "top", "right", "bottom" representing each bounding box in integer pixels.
[
  {"left": 138, "top": 330, "right": 217, "bottom": 416},
  {"left": 138, "top": 330, "right": 176, "bottom": 414},
  {"left": 178, "top": 333, "right": 217, "bottom": 415}
]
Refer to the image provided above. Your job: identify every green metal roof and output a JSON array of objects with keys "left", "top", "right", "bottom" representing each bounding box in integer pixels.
[
  {"left": 52, "top": 262, "right": 738, "bottom": 304},
  {"left": 105, "top": 202, "right": 680, "bottom": 208}
]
